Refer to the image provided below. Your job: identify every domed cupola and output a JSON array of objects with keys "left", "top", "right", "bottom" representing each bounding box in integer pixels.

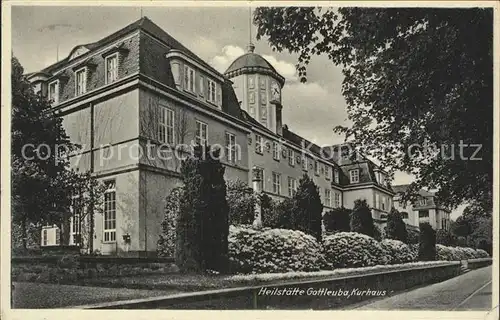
[
  {"left": 225, "top": 43, "right": 285, "bottom": 135},
  {"left": 224, "top": 44, "right": 285, "bottom": 87}
]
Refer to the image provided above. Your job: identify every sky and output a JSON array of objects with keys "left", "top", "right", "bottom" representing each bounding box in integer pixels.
[{"left": 10, "top": 5, "right": 465, "bottom": 218}]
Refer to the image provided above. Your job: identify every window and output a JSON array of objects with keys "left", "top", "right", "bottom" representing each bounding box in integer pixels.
[
  {"left": 381, "top": 196, "right": 386, "bottom": 211},
  {"left": 260, "top": 91, "right": 267, "bottom": 105},
  {"left": 75, "top": 68, "right": 87, "bottom": 96},
  {"left": 261, "top": 105, "right": 267, "bottom": 120},
  {"left": 195, "top": 120, "right": 208, "bottom": 145},
  {"left": 255, "top": 135, "right": 263, "bottom": 154},
  {"left": 334, "top": 192, "right": 341, "bottom": 208},
  {"left": 418, "top": 210, "right": 429, "bottom": 218},
  {"left": 349, "top": 169, "right": 360, "bottom": 183},
  {"left": 103, "top": 180, "right": 116, "bottom": 242},
  {"left": 225, "top": 132, "right": 236, "bottom": 163},
  {"left": 325, "top": 189, "right": 331, "bottom": 207},
  {"left": 419, "top": 197, "right": 427, "bottom": 206},
  {"left": 272, "top": 141, "right": 280, "bottom": 161},
  {"left": 71, "top": 196, "right": 82, "bottom": 245},
  {"left": 256, "top": 167, "right": 264, "bottom": 191},
  {"left": 401, "top": 212, "right": 409, "bottom": 219},
  {"left": 260, "top": 77, "right": 266, "bottom": 89},
  {"left": 334, "top": 169, "right": 340, "bottom": 183},
  {"left": 288, "top": 149, "right": 295, "bottom": 166},
  {"left": 302, "top": 156, "right": 307, "bottom": 171},
  {"left": 272, "top": 172, "right": 281, "bottom": 195},
  {"left": 288, "top": 177, "right": 297, "bottom": 197},
  {"left": 105, "top": 53, "right": 118, "bottom": 84},
  {"left": 325, "top": 166, "right": 331, "bottom": 180},
  {"left": 158, "top": 106, "right": 175, "bottom": 144},
  {"left": 375, "top": 194, "right": 380, "bottom": 209},
  {"left": 249, "top": 92, "right": 255, "bottom": 104},
  {"left": 184, "top": 65, "right": 195, "bottom": 92},
  {"left": 207, "top": 79, "right": 217, "bottom": 103},
  {"left": 42, "top": 229, "right": 47, "bottom": 246},
  {"left": 314, "top": 161, "right": 320, "bottom": 176},
  {"left": 48, "top": 80, "right": 59, "bottom": 104},
  {"left": 248, "top": 76, "right": 255, "bottom": 89}
]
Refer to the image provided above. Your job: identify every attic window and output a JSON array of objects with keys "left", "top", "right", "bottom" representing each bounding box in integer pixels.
[{"left": 349, "top": 169, "right": 359, "bottom": 184}]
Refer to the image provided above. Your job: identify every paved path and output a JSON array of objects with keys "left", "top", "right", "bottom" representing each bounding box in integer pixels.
[
  {"left": 11, "top": 282, "right": 181, "bottom": 308},
  {"left": 353, "top": 266, "right": 493, "bottom": 311}
]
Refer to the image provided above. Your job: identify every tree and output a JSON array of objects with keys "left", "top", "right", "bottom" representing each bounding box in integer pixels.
[
  {"left": 260, "top": 193, "right": 277, "bottom": 228},
  {"left": 254, "top": 7, "right": 493, "bottom": 211},
  {"left": 451, "top": 216, "right": 472, "bottom": 240},
  {"left": 175, "top": 145, "right": 229, "bottom": 273},
  {"left": 157, "top": 187, "right": 182, "bottom": 257},
  {"left": 436, "top": 228, "right": 456, "bottom": 246},
  {"left": 226, "top": 179, "right": 257, "bottom": 225},
  {"left": 323, "top": 207, "right": 351, "bottom": 233},
  {"left": 349, "top": 199, "right": 375, "bottom": 237},
  {"left": 385, "top": 208, "right": 408, "bottom": 243},
  {"left": 418, "top": 223, "right": 436, "bottom": 261},
  {"left": 291, "top": 174, "right": 323, "bottom": 241},
  {"left": 11, "top": 57, "right": 100, "bottom": 249},
  {"left": 468, "top": 216, "right": 492, "bottom": 255}
]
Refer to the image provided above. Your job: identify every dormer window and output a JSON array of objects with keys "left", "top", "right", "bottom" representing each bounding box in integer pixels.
[
  {"left": 105, "top": 53, "right": 119, "bottom": 84},
  {"left": 207, "top": 78, "right": 217, "bottom": 104},
  {"left": 75, "top": 68, "right": 87, "bottom": 96},
  {"left": 184, "top": 65, "right": 195, "bottom": 93},
  {"left": 420, "top": 197, "right": 427, "bottom": 206},
  {"left": 48, "top": 80, "right": 59, "bottom": 105},
  {"left": 349, "top": 169, "right": 360, "bottom": 184}
]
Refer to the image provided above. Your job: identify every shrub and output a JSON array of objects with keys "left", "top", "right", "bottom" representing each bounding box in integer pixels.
[
  {"left": 380, "top": 239, "right": 415, "bottom": 264},
  {"left": 350, "top": 199, "right": 375, "bottom": 237},
  {"left": 385, "top": 208, "right": 408, "bottom": 243},
  {"left": 436, "top": 245, "right": 490, "bottom": 261},
  {"left": 157, "top": 187, "right": 182, "bottom": 258},
  {"left": 260, "top": 193, "right": 277, "bottom": 228},
  {"left": 227, "top": 179, "right": 257, "bottom": 225},
  {"left": 291, "top": 174, "right": 323, "bottom": 242},
  {"left": 228, "top": 225, "right": 327, "bottom": 273},
  {"left": 322, "top": 232, "right": 390, "bottom": 268},
  {"left": 436, "top": 244, "right": 459, "bottom": 261},
  {"left": 323, "top": 207, "right": 351, "bottom": 233},
  {"left": 418, "top": 223, "right": 436, "bottom": 261},
  {"left": 272, "top": 198, "right": 295, "bottom": 229},
  {"left": 407, "top": 227, "right": 420, "bottom": 244},
  {"left": 475, "top": 248, "right": 490, "bottom": 258},
  {"left": 175, "top": 146, "right": 229, "bottom": 273},
  {"left": 436, "top": 229, "right": 456, "bottom": 246}
]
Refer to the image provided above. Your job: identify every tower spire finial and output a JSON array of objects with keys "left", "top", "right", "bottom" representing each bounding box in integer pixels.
[{"left": 247, "top": 6, "right": 255, "bottom": 53}]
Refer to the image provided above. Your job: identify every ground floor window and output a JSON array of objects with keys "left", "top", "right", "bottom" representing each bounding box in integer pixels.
[{"left": 103, "top": 180, "right": 116, "bottom": 242}]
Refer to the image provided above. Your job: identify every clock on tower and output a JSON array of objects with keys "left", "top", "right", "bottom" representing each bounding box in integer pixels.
[{"left": 271, "top": 81, "right": 281, "bottom": 102}]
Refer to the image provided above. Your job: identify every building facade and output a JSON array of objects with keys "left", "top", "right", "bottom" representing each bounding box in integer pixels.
[
  {"left": 393, "top": 184, "right": 451, "bottom": 230},
  {"left": 28, "top": 17, "right": 394, "bottom": 254}
]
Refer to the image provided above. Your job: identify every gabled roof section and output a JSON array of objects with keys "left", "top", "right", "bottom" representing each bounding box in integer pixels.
[{"left": 39, "top": 17, "right": 224, "bottom": 79}]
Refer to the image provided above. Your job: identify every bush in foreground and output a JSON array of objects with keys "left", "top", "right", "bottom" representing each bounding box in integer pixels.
[
  {"left": 380, "top": 239, "right": 415, "bottom": 264},
  {"left": 436, "top": 244, "right": 490, "bottom": 261},
  {"left": 322, "top": 232, "right": 390, "bottom": 268},
  {"left": 385, "top": 208, "right": 408, "bottom": 243},
  {"left": 228, "top": 225, "right": 327, "bottom": 274},
  {"left": 418, "top": 223, "right": 436, "bottom": 261}
]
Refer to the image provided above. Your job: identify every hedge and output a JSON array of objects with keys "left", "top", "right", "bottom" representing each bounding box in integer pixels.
[
  {"left": 380, "top": 239, "right": 416, "bottom": 264},
  {"left": 228, "top": 225, "right": 327, "bottom": 274},
  {"left": 322, "top": 232, "right": 391, "bottom": 268}
]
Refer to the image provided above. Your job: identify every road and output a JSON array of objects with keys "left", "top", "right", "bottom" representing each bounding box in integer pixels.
[{"left": 353, "top": 266, "right": 493, "bottom": 311}]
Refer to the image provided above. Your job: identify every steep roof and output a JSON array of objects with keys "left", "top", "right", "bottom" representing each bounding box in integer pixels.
[
  {"left": 225, "top": 52, "right": 278, "bottom": 75},
  {"left": 40, "top": 17, "right": 221, "bottom": 77}
]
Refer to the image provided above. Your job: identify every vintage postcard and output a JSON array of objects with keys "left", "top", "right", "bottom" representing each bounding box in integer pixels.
[{"left": 1, "top": 1, "right": 498, "bottom": 319}]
